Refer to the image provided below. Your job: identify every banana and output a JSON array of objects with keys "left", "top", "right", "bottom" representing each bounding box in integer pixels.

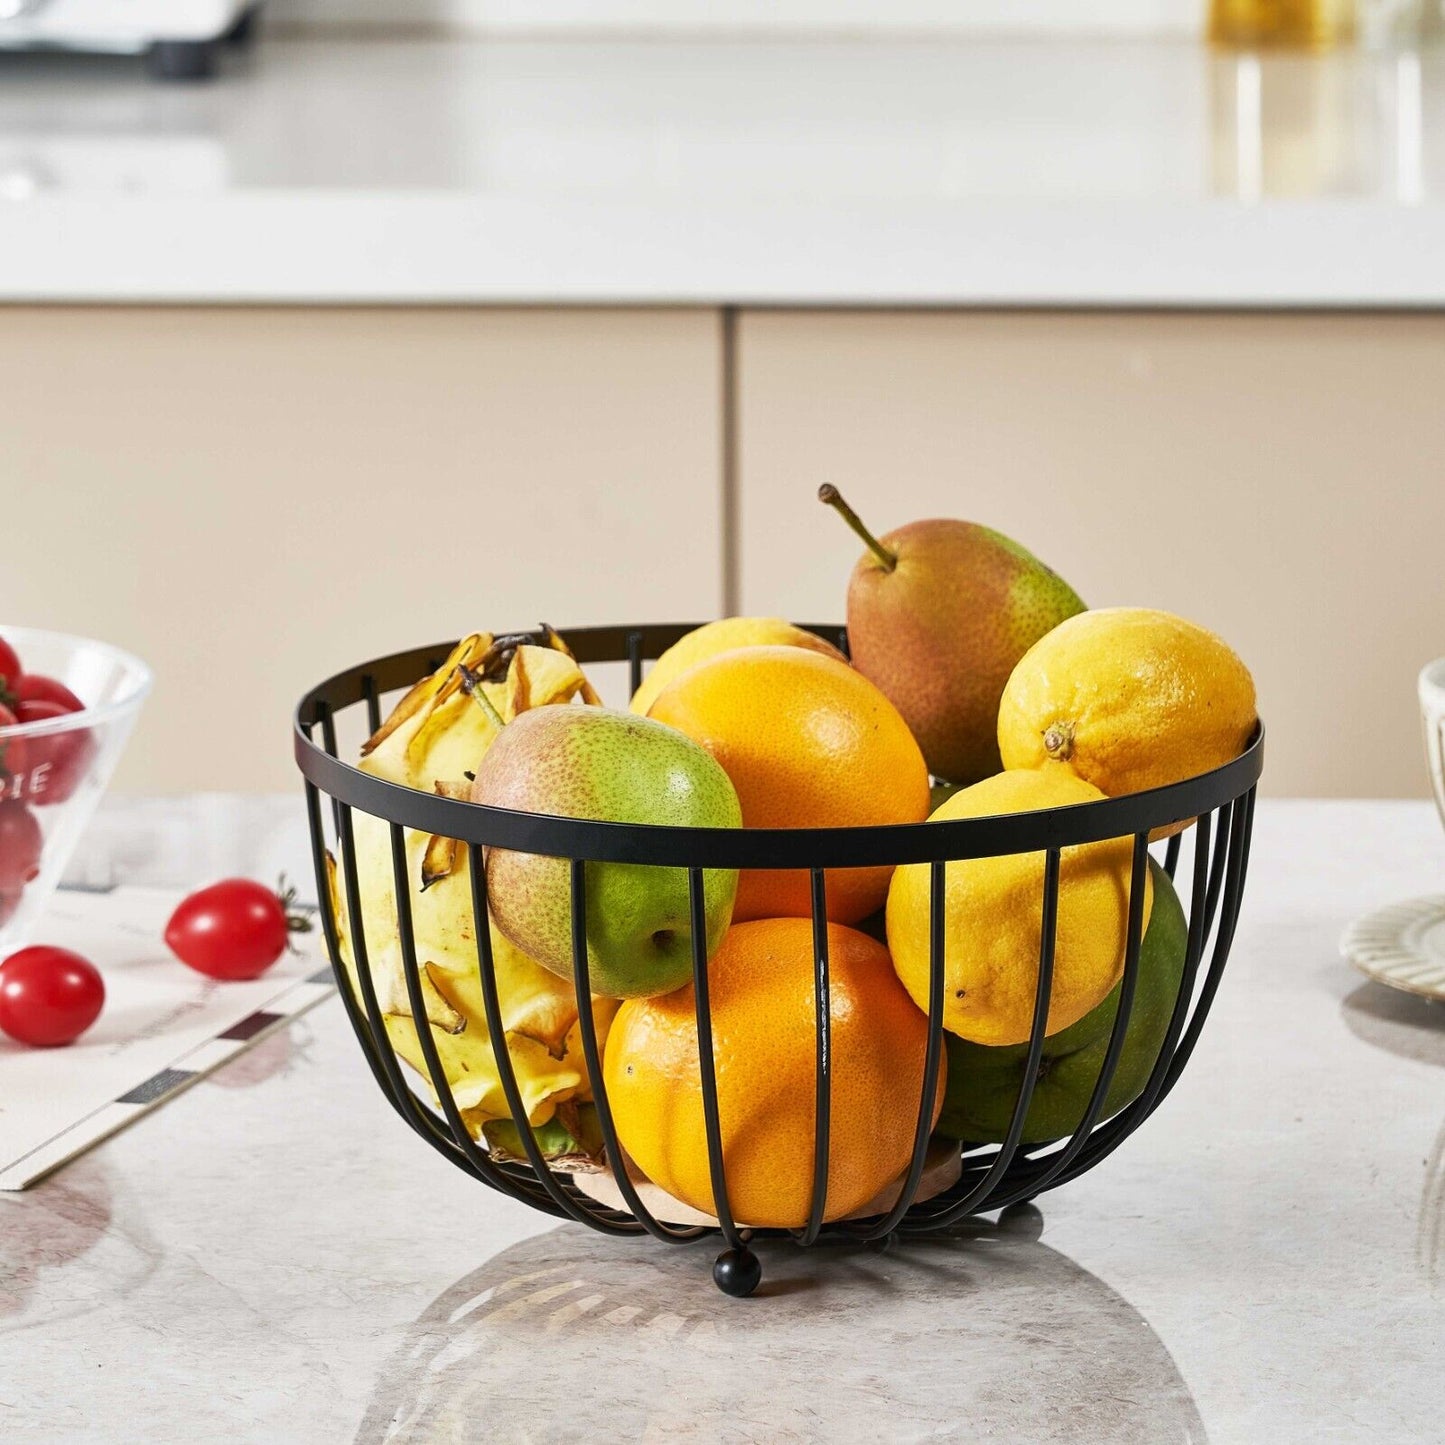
[{"left": 328, "top": 631, "right": 615, "bottom": 1163}]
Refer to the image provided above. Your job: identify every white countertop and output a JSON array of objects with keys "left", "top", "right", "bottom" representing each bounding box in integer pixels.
[
  {"left": 2, "top": 37, "right": 1445, "bottom": 306},
  {"left": 4, "top": 793, "right": 1445, "bottom": 1441}
]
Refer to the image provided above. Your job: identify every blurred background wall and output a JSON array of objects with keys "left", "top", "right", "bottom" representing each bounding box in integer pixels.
[{"left": 0, "top": 308, "right": 723, "bottom": 795}]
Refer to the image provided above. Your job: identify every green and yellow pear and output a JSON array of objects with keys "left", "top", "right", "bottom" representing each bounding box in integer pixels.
[
  {"left": 472, "top": 705, "right": 742, "bottom": 999},
  {"left": 820, "top": 485, "right": 1085, "bottom": 786}
]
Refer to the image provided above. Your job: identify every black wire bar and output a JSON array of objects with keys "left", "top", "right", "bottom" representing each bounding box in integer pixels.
[
  {"left": 566, "top": 858, "right": 709, "bottom": 1243},
  {"left": 899, "top": 845, "right": 1063, "bottom": 1234}
]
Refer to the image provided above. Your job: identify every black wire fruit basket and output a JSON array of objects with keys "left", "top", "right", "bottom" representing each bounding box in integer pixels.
[{"left": 294, "top": 623, "right": 1263, "bottom": 1298}]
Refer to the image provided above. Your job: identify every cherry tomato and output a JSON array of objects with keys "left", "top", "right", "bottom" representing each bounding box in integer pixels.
[
  {"left": 0, "top": 704, "right": 27, "bottom": 786},
  {"left": 0, "top": 804, "right": 41, "bottom": 893},
  {"left": 0, "top": 892, "right": 20, "bottom": 929},
  {"left": 0, "top": 636, "right": 20, "bottom": 697},
  {"left": 165, "top": 877, "right": 311, "bottom": 981},
  {"left": 0, "top": 946, "right": 104, "bottom": 1047},
  {"left": 14, "top": 674, "right": 84, "bottom": 713},
  {"left": 12, "top": 698, "right": 95, "bottom": 805}
]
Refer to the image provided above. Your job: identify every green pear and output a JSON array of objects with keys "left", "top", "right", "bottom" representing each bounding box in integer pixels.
[
  {"left": 472, "top": 705, "right": 742, "bottom": 999},
  {"left": 938, "top": 859, "right": 1188, "bottom": 1143},
  {"left": 820, "top": 486, "right": 1085, "bottom": 786}
]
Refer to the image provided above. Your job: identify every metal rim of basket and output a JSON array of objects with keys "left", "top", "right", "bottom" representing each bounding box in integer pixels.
[{"left": 293, "top": 623, "right": 1263, "bottom": 1297}]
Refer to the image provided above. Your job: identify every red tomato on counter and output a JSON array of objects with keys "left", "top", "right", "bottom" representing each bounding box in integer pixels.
[
  {"left": 165, "top": 878, "right": 311, "bottom": 981},
  {"left": 0, "top": 945, "right": 105, "bottom": 1047}
]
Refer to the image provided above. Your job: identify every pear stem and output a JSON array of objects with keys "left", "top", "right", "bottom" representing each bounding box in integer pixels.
[{"left": 817, "top": 485, "right": 897, "bottom": 573}]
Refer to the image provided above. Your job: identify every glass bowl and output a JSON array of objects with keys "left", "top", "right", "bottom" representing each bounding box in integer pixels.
[{"left": 0, "top": 626, "right": 152, "bottom": 954}]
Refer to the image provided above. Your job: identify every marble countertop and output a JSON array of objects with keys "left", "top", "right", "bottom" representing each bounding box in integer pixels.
[
  {"left": 1, "top": 37, "right": 1445, "bottom": 305},
  {"left": 4, "top": 793, "right": 1445, "bottom": 1442}
]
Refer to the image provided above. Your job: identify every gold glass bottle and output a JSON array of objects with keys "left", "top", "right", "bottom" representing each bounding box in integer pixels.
[{"left": 1209, "top": 0, "right": 1356, "bottom": 48}]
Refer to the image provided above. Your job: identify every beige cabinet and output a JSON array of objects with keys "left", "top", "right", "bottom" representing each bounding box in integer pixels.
[
  {"left": 736, "top": 311, "right": 1445, "bottom": 797},
  {"left": 6, "top": 304, "right": 1440, "bottom": 799},
  {"left": 0, "top": 308, "right": 724, "bottom": 793}
]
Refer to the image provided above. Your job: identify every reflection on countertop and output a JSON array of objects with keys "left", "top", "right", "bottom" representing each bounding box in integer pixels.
[
  {"left": 1341, "top": 976, "right": 1445, "bottom": 1067},
  {"left": 0, "top": 1156, "right": 159, "bottom": 1335},
  {"left": 1, "top": 38, "right": 1443, "bottom": 303},
  {"left": 358, "top": 1206, "right": 1207, "bottom": 1445},
  {"left": 1341, "top": 979, "right": 1445, "bottom": 1286}
]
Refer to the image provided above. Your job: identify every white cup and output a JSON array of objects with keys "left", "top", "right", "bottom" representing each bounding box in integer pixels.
[{"left": 1421, "top": 659, "right": 1445, "bottom": 829}]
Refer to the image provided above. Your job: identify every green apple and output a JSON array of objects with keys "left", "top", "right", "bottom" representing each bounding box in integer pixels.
[
  {"left": 938, "top": 858, "right": 1188, "bottom": 1143},
  {"left": 472, "top": 705, "right": 742, "bottom": 999}
]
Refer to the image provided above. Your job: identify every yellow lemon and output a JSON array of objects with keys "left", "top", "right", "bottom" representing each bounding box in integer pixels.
[
  {"left": 886, "top": 769, "right": 1152, "bottom": 1047},
  {"left": 997, "top": 607, "right": 1257, "bottom": 797},
  {"left": 629, "top": 617, "right": 846, "bottom": 716}
]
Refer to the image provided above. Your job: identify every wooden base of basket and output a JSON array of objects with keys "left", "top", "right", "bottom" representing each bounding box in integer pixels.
[{"left": 572, "top": 1139, "right": 962, "bottom": 1230}]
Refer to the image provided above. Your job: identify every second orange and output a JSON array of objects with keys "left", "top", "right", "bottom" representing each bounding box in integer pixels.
[{"left": 648, "top": 645, "right": 930, "bottom": 922}]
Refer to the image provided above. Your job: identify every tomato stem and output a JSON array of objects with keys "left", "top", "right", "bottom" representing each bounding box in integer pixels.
[{"left": 276, "top": 874, "right": 315, "bottom": 951}]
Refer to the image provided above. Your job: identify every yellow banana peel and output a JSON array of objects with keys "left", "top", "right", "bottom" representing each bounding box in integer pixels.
[{"left": 328, "top": 632, "right": 615, "bottom": 1161}]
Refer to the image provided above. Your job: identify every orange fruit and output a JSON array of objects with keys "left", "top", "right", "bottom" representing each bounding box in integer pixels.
[
  {"left": 628, "top": 616, "right": 847, "bottom": 717},
  {"left": 603, "top": 918, "right": 944, "bottom": 1228},
  {"left": 647, "top": 646, "right": 930, "bottom": 923}
]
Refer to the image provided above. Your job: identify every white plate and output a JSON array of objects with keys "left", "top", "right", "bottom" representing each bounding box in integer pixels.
[{"left": 1341, "top": 895, "right": 1445, "bottom": 1002}]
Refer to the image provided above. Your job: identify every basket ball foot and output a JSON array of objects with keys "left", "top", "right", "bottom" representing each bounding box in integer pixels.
[{"left": 712, "top": 1246, "right": 762, "bottom": 1297}]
